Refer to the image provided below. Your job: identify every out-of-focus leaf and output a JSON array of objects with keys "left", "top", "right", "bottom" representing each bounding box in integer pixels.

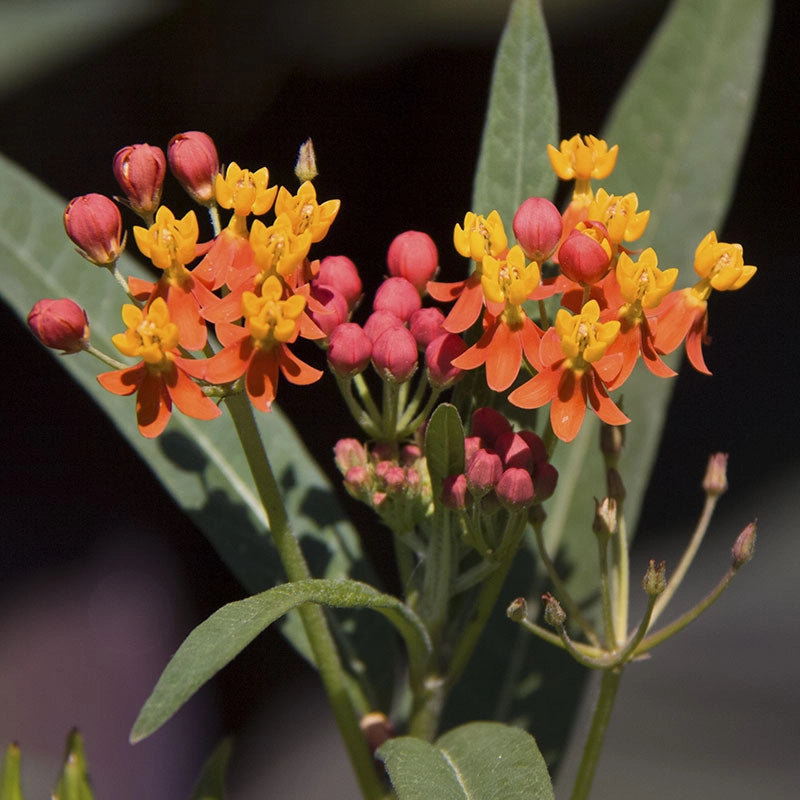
[
  {"left": 130, "top": 578, "right": 431, "bottom": 743},
  {"left": 190, "top": 738, "right": 233, "bottom": 800},
  {"left": 52, "top": 730, "right": 92, "bottom": 800},
  {"left": 378, "top": 721, "right": 553, "bottom": 800},
  {"left": 0, "top": 152, "right": 394, "bottom": 704},
  {"left": 0, "top": 743, "right": 22, "bottom": 800},
  {"left": 424, "top": 403, "right": 465, "bottom": 507},
  {"left": 472, "top": 0, "right": 559, "bottom": 224}
]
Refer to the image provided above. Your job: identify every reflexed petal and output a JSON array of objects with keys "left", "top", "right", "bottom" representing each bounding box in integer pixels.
[
  {"left": 508, "top": 367, "right": 561, "bottom": 410},
  {"left": 484, "top": 321, "right": 521, "bottom": 392},
  {"left": 442, "top": 276, "right": 485, "bottom": 333},
  {"left": 167, "top": 365, "right": 221, "bottom": 420},
  {"left": 246, "top": 349, "right": 280, "bottom": 412},
  {"left": 167, "top": 283, "right": 206, "bottom": 350},
  {"left": 585, "top": 372, "right": 630, "bottom": 427},
  {"left": 97, "top": 363, "right": 144, "bottom": 396},
  {"left": 279, "top": 345, "right": 323, "bottom": 385},
  {"left": 685, "top": 319, "right": 712, "bottom": 375},
  {"left": 204, "top": 339, "right": 251, "bottom": 384},
  {"left": 550, "top": 371, "right": 586, "bottom": 443},
  {"left": 136, "top": 370, "right": 172, "bottom": 438}
]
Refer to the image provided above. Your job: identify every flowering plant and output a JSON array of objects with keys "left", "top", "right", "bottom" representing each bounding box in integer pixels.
[{"left": 0, "top": 0, "right": 772, "bottom": 798}]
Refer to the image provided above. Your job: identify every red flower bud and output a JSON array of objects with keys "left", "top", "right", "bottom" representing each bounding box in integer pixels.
[
  {"left": 327, "top": 322, "right": 372, "bottom": 377},
  {"left": 334, "top": 438, "right": 368, "bottom": 473},
  {"left": 27, "top": 298, "right": 89, "bottom": 353},
  {"left": 494, "top": 432, "right": 534, "bottom": 472},
  {"left": 373, "top": 276, "right": 422, "bottom": 322},
  {"left": 470, "top": 407, "right": 513, "bottom": 450},
  {"left": 425, "top": 333, "right": 467, "bottom": 388},
  {"left": 496, "top": 467, "right": 535, "bottom": 509},
  {"left": 317, "top": 255, "right": 363, "bottom": 310},
  {"left": 557, "top": 224, "right": 612, "bottom": 285},
  {"left": 363, "top": 310, "right": 405, "bottom": 343},
  {"left": 112, "top": 143, "right": 166, "bottom": 218},
  {"left": 533, "top": 462, "right": 558, "bottom": 501},
  {"left": 409, "top": 307, "right": 445, "bottom": 349},
  {"left": 167, "top": 131, "right": 219, "bottom": 205},
  {"left": 513, "top": 197, "right": 563, "bottom": 262},
  {"left": 518, "top": 430, "right": 548, "bottom": 466},
  {"left": 386, "top": 230, "right": 439, "bottom": 293},
  {"left": 442, "top": 473, "right": 468, "bottom": 510},
  {"left": 63, "top": 193, "right": 124, "bottom": 266},
  {"left": 371, "top": 326, "right": 418, "bottom": 382},
  {"left": 466, "top": 448, "right": 503, "bottom": 496},
  {"left": 310, "top": 283, "right": 350, "bottom": 336}
]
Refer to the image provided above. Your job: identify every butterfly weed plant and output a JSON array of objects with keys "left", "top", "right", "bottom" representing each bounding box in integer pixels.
[{"left": 0, "top": 0, "right": 772, "bottom": 797}]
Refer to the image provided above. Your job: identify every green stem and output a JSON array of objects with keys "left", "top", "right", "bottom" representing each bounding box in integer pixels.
[
  {"left": 596, "top": 532, "right": 617, "bottom": 649},
  {"left": 335, "top": 374, "right": 381, "bottom": 438},
  {"left": 569, "top": 668, "right": 623, "bottom": 800},
  {"left": 83, "top": 343, "right": 129, "bottom": 371},
  {"left": 225, "top": 392, "right": 385, "bottom": 800},
  {"left": 611, "top": 503, "right": 629, "bottom": 644}
]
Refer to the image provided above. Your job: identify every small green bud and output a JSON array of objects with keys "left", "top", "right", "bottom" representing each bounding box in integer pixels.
[
  {"left": 542, "top": 593, "right": 566, "bottom": 628},
  {"left": 732, "top": 521, "right": 757, "bottom": 569},
  {"left": 506, "top": 597, "right": 528, "bottom": 622},
  {"left": 642, "top": 559, "right": 667, "bottom": 597}
]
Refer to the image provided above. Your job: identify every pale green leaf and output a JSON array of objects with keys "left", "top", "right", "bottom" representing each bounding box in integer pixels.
[
  {"left": 130, "top": 578, "right": 431, "bottom": 743},
  {"left": 0, "top": 744, "right": 22, "bottom": 800},
  {"left": 190, "top": 738, "right": 234, "bottom": 800},
  {"left": 378, "top": 721, "right": 553, "bottom": 800},
  {"left": 424, "top": 403, "right": 465, "bottom": 507},
  {"left": 472, "top": 0, "right": 558, "bottom": 224}
]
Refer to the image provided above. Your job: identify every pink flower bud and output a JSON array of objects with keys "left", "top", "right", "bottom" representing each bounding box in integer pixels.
[
  {"left": 27, "top": 298, "right": 89, "bottom": 353},
  {"left": 63, "top": 193, "right": 124, "bottom": 266},
  {"left": 345, "top": 465, "right": 371, "bottom": 492},
  {"left": 425, "top": 333, "right": 467, "bottom": 388},
  {"left": 386, "top": 230, "right": 439, "bottom": 293},
  {"left": 327, "top": 322, "right": 372, "bottom": 377},
  {"left": 112, "top": 143, "right": 166, "bottom": 217},
  {"left": 400, "top": 443, "right": 422, "bottom": 465},
  {"left": 371, "top": 326, "right": 418, "bottom": 382},
  {"left": 732, "top": 521, "right": 757, "bottom": 569},
  {"left": 442, "top": 473, "right": 468, "bottom": 510},
  {"left": 557, "top": 225, "right": 612, "bottom": 285},
  {"left": 470, "top": 407, "right": 513, "bottom": 450},
  {"left": 466, "top": 449, "right": 503, "bottom": 496},
  {"left": 464, "top": 436, "right": 483, "bottom": 464},
  {"left": 409, "top": 307, "right": 445, "bottom": 349},
  {"left": 334, "top": 438, "right": 368, "bottom": 473},
  {"left": 363, "top": 310, "right": 405, "bottom": 343},
  {"left": 494, "top": 432, "right": 534, "bottom": 472},
  {"left": 702, "top": 452, "right": 728, "bottom": 497},
  {"left": 310, "top": 283, "right": 350, "bottom": 336},
  {"left": 496, "top": 467, "right": 535, "bottom": 509},
  {"left": 167, "top": 131, "right": 220, "bottom": 205},
  {"left": 317, "top": 255, "right": 363, "bottom": 310},
  {"left": 513, "top": 197, "right": 563, "bottom": 262},
  {"left": 382, "top": 465, "right": 407, "bottom": 491},
  {"left": 373, "top": 276, "right": 422, "bottom": 322}
]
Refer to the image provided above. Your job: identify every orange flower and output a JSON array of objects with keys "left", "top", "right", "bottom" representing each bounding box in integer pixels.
[
  {"left": 508, "top": 300, "right": 629, "bottom": 442},
  {"left": 201, "top": 276, "right": 322, "bottom": 411},
  {"left": 97, "top": 298, "right": 220, "bottom": 438}
]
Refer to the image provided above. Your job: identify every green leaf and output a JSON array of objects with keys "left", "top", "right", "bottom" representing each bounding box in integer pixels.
[
  {"left": 130, "top": 578, "right": 431, "bottom": 743},
  {"left": 424, "top": 403, "right": 465, "bottom": 507},
  {"left": 472, "top": 0, "right": 558, "bottom": 224},
  {"left": 378, "top": 721, "right": 553, "bottom": 800},
  {"left": 0, "top": 743, "right": 22, "bottom": 800},
  {"left": 53, "top": 730, "right": 92, "bottom": 800},
  {"left": 190, "top": 738, "right": 234, "bottom": 800},
  {"left": 0, "top": 151, "right": 394, "bottom": 700}
]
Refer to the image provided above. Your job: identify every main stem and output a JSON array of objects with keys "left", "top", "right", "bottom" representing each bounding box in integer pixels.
[
  {"left": 569, "top": 668, "right": 623, "bottom": 800},
  {"left": 226, "top": 392, "right": 386, "bottom": 800}
]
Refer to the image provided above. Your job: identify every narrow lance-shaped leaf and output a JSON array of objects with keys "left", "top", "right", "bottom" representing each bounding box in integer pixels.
[
  {"left": 0, "top": 744, "right": 22, "bottom": 800},
  {"left": 378, "top": 721, "right": 554, "bottom": 800},
  {"left": 190, "top": 738, "right": 234, "bottom": 800},
  {"left": 130, "top": 578, "right": 432, "bottom": 743}
]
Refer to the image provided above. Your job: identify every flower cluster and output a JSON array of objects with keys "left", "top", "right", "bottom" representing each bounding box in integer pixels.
[{"left": 429, "top": 134, "right": 756, "bottom": 442}]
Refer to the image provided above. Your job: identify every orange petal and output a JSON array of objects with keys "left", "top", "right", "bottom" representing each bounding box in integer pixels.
[
  {"left": 508, "top": 367, "right": 561, "bottom": 410},
  {"left": 167, "top": 365, "right": 222, "bottom": 420},
  {"left": 201, "top": 284, "right": 246, "bottom": 324},
  {"left": 204, "top": 339, "right": 250, "bottom": 384},
  {"left": 246, "top": 349, "right": 279, "bottom": 412},
  {"left": 128, "top": 276, "right": 156, "bottom": 301},
  {"left": 685, "top": 319, "right": 712, "bottom": 375},
  {"left": 97, "top": 363, "right": 144, "bottom": 396},
  {"left": 136, "top": 371, "right": 172, "bottom": 438},
  {"left": 442, "top": 277, "right": 485, "bottom": 334},
  {"left": 427, "top": 278, "right": 466, "bottom": 303},
  {"left": 279, "top": 345, "right": 323, "bottom": 385},
  {"left": 585, "top": 372, "right": 630, "bottom": 427},
  {"left": 550, "top": 371, "right": 586, "bottom": 443},
  {"left": 484, "top": 322, "right": 521, "bottom": 392},
  {"left": 520, "top": 316, "right": 543, "bottom": 372},
  {"left": 167, "top": 283, "right": 207, "bottom": 351}
]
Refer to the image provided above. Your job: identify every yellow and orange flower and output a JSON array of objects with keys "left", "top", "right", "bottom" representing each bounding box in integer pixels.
[
  {"left": 508, "top": 300, "right": 628, "bottom": 442},
  {"left": 274, "top": 181, "right": 340, "bottom": 242},
  {"left": 97, "top": 298, "right": 219, "bottom": 438}
]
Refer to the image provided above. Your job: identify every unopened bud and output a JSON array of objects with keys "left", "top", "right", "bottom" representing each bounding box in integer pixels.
[
  {"left": 506, "top": 597, "right": 528, "bottom": 622},
  {"left": 496, "top": 467, "right": 535, "bottom": 510},
  {"left": 112, "top": 142, "right": 166, "bottom": 218},
  {"left": 600, "top": 421, "right": 625, "bottom": 466},
  {"left": 310, "top": 283, "right": 350, "bottom": 336},
  {"left": 532, "top": 462, "right": 558, "bottom": 502},
  {"left": 442, "top": 473, "right": 468, "bottom": 510},
  {"left": 470, "top": 407, "right": 513, "bottom": 449},
  {"left": 542, "top": 593, "right": 566, "bottom": 628},
  {"left": 425, "top": 333, "right": 467, "bottom": 388},
  {"left": 465, "top": 449, "right": 503, "bottom": 497},
  {"left": 512, "top": 196, "right": 563, "bottom": 262},
  {"left": 371, "top": 326, "right": 418, "bottom": 383},
  {"left": 373, "top": 276, "right": 422, "bottom": 322},
  {"left": 731, "top": 521, "right": 757, "bottom": 569},
  {"left": 334, "top": 438, "right": 368, "bottom": 473},
  {"left": 593, "top": 497, "right": 617, "bottom": 537},
  {"left": 168, "top": 131, "right": 220, "bottom": 205},
  {"left": 64, "top": 193, "right": 124, "bottom": 266},
  {"left": 27, "top": 298, "right": 89, "bottom": 353},
  {"left": 359, "top": 711, "right": 394, "bottom": 755},
  {"left": 327, "top": 323, "right": 372, "bottom": 377},
  {"left": 557, "top": 224, "right": 612, "bottom": 285},
  {"left": 317, "top": 255, "right": 363, "bottom": 310},
  {"left": 295, "top": 138, "right": 318, "bottom": 183},
  {"left": 703, "top": 452, "right": 728, "bottom": 497},
  {"left": 409, "top": 307, "right": 445, "bottom": 349},
  {"left": 642, "top": 559, "right": 667, "bottom": 597},
  {"left": 386, "top": 230, "right": 439, "bottom": 294}
]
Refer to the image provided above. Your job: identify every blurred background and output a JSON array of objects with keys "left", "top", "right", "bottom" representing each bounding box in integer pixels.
[{"left": 1, "top": 0, "right": 797, "bottom": 797}]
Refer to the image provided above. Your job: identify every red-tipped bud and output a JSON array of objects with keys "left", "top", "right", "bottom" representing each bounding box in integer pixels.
[
  {"left": 334, "top": 438, "right": 368, "bottom": 473},
  {"left": 399, "top": 443, "right": 422, "bottom": 465},
  {"left": 542, "top": 592, "right": 566, "bottom": 628},
  {"left": 327, "top": 322, "right": 372, "bottom": 377},
  {"left": 317, "top": 256, "right": 363, "bottom": 310},
  {"left": 643, "top": 559, "right": 667, "bottom": 597},
  {"left": 465, "top": 449, "right": 503, "bottom": 496},
  {"left": 496, "top": 467, "right": 535, "bottom": 509},
  {"left": 703, "top": 452, "right": 729, "bottom": 497},
  {"left": 371, "top": 326, "right": 418, "bottom": 382},
  {"left": 27, "top": 298, "right": 89, "bottom": 353},
  {"left": 442, "top": 473, "right": 468, "bottom": 510},
  {"left": 386, "top": 230, "right": 439, "bottom": 293},
  {"left": 513, "top": 197, "right": 563, "bottom": 262},
  {"left": 310, "top": 283, "right": 350, "bottom": 336},
  {"left": 112, "top": 143, "right": 166, "bottom": 218},
  {"left": 409, "top": 307, "right": 445, "bottom": 349},
  {"left": 732, "top": 521, "right": 757, "bottom": 569},
  {"left": 63, "top": 193, "right": 124, "bottom": 266},
  {"left": 344, "top": 465, "right": 372, "bottom": 493},
  {"left": 425, "top": 333, "right": 467, "bottom": 388},
  {"left": 373, "top": 276, "right": 422, "bottom": 322},
  {"left": 557, "top": 224, "right": 612, "bottom": 285},
  {"left": 167, "top": 131, "right": 220, "bottom": 205},
  {"left": 532, "top": 462, "right": 558, "bottom": 501},
  {"left": 363, "top": 310, "right": 405, "bottom": 343},
  {"left": 506, "top": 597, "right": 528, "bottom": 622},
  {"left": 470, "top": 407, "right": 513, "bottom": 450}
]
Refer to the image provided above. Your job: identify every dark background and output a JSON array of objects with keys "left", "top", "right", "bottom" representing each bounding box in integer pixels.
[{"left": 1, "top": 1, "right": 797, "bottom": 797}]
